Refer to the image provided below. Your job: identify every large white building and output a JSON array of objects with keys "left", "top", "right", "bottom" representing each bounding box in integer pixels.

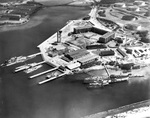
[
  {"left": 134, "top": 1, "right": 146, "bottom": 6},
  {"left": 114, "top": 3, "right": 126, "bottom": 8}
]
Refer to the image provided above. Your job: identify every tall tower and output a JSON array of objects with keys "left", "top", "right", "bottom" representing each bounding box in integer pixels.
[{"left": 57, "top": 30, "right": 62, "bottom": 43}]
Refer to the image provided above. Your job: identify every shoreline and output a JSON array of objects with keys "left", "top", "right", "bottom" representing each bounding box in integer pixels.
[
  {"left": 83, "top": 99, "right": 150, "bottom": 118},
  {"left": 0, "top": 0, "right": 91, "bottom": 32}
]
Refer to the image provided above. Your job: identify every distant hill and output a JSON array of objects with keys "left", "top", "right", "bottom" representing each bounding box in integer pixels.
[
  {"left": 0, "top": 0, "right": 23, "bottom": 3},
  {"left": 100, "top": 0, "right": 136, "bottom": 4}
]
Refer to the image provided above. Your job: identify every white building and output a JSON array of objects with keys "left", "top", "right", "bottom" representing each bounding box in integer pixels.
[
  {"left": 134, "top": 1, "right": 146, "bottom": 6},
  {"left": 114, "top": 3, "right": 126, "bottom": 8}
]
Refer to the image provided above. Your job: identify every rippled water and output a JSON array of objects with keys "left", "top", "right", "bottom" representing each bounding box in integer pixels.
[{"left": 0, "top": 5, "right": 150, "bottom": 118}]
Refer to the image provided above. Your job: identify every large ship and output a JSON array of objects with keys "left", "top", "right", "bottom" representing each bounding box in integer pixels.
[
  {"left": 24, "top": 65, "right": 42, "bottom": 74},
  {"left": 86, "top": 73, "right": 130, "bottom": 89},
  {"left": 1, "top": 56, "right": 35, "bottom": 67},
  {"left": 84, "top": 73, "right": 130, "bottom": 84}
]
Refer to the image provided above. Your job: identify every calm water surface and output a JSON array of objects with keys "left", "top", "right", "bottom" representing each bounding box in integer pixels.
[{"left": 0, "top": 6, "right": 150, "bottom": 118}]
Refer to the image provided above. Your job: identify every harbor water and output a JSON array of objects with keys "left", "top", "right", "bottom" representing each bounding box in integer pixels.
[{"left": 1, "top": 4, "right": 150, "bottom": 118}]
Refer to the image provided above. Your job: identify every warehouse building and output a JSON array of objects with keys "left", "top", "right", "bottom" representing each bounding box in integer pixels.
[
  {"left": 73, "top": 26, "right": 108, "bottom": 35},
  {"left": 73, "top": 26, "right": 92, "bottom": 34},
  {"left": 66, "top": 62, "right": 81, "bottom": 70},
  {"left": 91, "top": 27, "right": 108, "bottom": 35},
  {"left": 65, "top": 49, "right": 89, "bottom": 60},
  {"left": 121, "top": 15, "right": 137, "bottom": 21},
  {"left": 1, "top": 14, "right": 20, "bottom": 21},
  {"left": 124, "top": 24, "right": 141, "bottom": 31},
  {"left": 77, "top": 54, "right": 98, "bottom": 65},
  {"left": 117, "top": 48, "right": 127, "bottom": 57},
  {"left": 125, "top": 3, "right": 134, "bottom": 7},
  {"left": 144, "top": 12, "right": 150, "bottom": 17},
  {"left": 86, "top": 44, "right": 107, "bottom": 50},
  {"left": 134, "top": 1, "right": 146, "bottom": 6},
  {"left": 98, "top": 32, "right": 115, "bottom": 43},
  {"left": 61, "top": 56, "right": 71, "bottom": 62},
  {"left": 99, "top": 50, "right": 115, "bottom": 56},
  {"left": 114, "top": 3, "right": 126, "bottom": 8},
  {"left": 119, "top": 63, "right": 134, "bottom": 70},
  {"left": 126, "top": 6, "right": 140, "bottom": 12}
]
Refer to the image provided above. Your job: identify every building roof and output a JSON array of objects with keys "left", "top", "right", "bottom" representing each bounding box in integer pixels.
[
  {"left": 121, "top": 15, "right": 136, "bottom": 21},
  {"left": 101, "top": 32, "right": 115, "bottom": 39},
  {"left": 67, "top": 49, "right": 87, "bottom": 56},
  {"left": 67, "top": 49, "right": 89, "bottom": 59},
  {"left": 134, "top": 1, "right": 146, "bottom": 6},
  {"left": 77, "top": 54, "right": 98, "bottom": 64},
  {"left": 114, "top": 3, "right": 126, "bottom": 7},
  {"left": 54, "top": 58, "right": 69, "bottom": 66},
  {"left": 74, "top": 26, "right": 93, "bottom": 30},
  {"left": 117, "top": 48, "right": 127, "bottom": 57},
  {"left": 86, "top": 44, "right": 107, "bottom": 49},
  {"left": 66, "top": 62, "right": 81, "bottom": 70},
  {"left": 120, "top": 63, "right": 134, "bottom": 70},
  {"left": 124, "top": 24, "right": 141, "bottom": 31},
  {"left": 126, "top": 6, "right": 140, "bottom": 11},
  {"left": 99, "top": 50, "right": 115, "bottom": 56}
]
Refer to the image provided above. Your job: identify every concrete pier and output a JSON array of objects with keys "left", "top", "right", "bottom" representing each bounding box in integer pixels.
[
  {"left": 29, "top": 67, "right": 58, "bottom": 79},
  {"left": 28, "top": 52, "right": 41, "bottom": 58},
  {"left": 36, "top": 61, "right": 46, "bottom": 65},
  {"left": 38, "top": 73, "right": 66, "bottom": 85}
]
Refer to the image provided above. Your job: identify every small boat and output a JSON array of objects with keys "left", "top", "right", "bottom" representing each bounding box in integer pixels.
[
  {"left": 110, "top": 77, "right": 129, "bottom": 84},
  {"left": 46, "top": 72, "right": 59, "bottom": 79},
  {"left": 0, "top": 60, "right": 8, "bottom": 67},
  {"left": 129, "top": 75, "right": 144, "bottom": 78},
  {"left": 14, "top": 63, "right": 37, "bottom": 73},
  {"left": 15, "top": 64, "right": 30, "bottom": 73},
  {"left": 87, "top": 82, "right": 103, "bottom": 89},
  {"left": 109, "top": 74, "right": 129, "bottom": 82},
  {"left": 24, "top": 65, "right": 42, "bottom": 74}
]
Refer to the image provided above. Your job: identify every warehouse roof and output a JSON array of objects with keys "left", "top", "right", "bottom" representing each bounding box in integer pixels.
[
  {"left": 99, "top": 50, "right": 115, "bottom": 56},
  {"left": 86, "top": 44, "right": 107, "bottom": 49},
  {"left": 101, "top": 32, "right": 115, "bottom": 39},
  {"left": 67, "top": 49, "right": 87, "bottom": 56},
  {"left": 77, "top": 54, "right": 98, "bottom": 64},
  {"left": 66, "top": 62, "right": 81, "bottom": 70}
]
